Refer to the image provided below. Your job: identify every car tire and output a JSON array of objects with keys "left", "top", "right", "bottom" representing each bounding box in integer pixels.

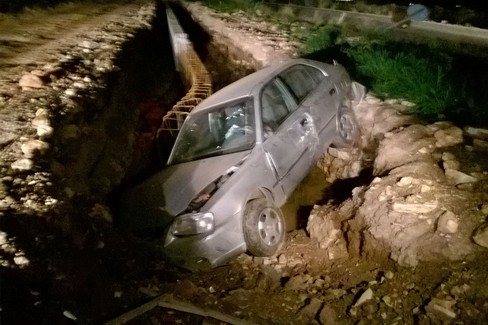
[
  {"left": 332, "top": 103, "right": 360, "bottom": 148},
  {"left": 243, "top": 198, "right": 286, "bottom": 257}
]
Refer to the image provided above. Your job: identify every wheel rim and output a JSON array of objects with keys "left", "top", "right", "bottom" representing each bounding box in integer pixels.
[
  {"left": 257, "top": 207, "right": 283, "bottom": 246},
  {"left": 339, "top": 112, "right": 356, "bottom": 141}
]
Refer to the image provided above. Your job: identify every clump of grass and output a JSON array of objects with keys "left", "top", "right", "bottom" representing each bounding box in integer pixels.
[{"left": 300, "top": 25, "right": 341, "bottom": 55}]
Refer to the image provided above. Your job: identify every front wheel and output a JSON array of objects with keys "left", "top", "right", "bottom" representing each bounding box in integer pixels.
[
  {"left": 332, "top": 104, "right": 360, "bottom": 148},
  {"left": 243, "top": 198, "right": 286, "bottom": 257}
]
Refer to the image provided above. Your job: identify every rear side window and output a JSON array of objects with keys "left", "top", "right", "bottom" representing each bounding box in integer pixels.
[{"left": 279, "top": 64, "right": 326, "bottom": 103}]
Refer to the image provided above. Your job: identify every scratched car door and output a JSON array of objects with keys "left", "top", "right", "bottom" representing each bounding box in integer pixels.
[
  {"left": 280, "top": 64, "right": 336, "bottom": 149},
  {"left": 261, "top": 77, "right": 318, "bottom": 196}
]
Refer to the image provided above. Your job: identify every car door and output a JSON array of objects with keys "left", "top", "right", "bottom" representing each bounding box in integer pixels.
[
  {"left": 280, "top": 64, "right": 337, "bottom": 151},
  {"left": 261, "top": 77, "right": 318, "bottom": 197}
]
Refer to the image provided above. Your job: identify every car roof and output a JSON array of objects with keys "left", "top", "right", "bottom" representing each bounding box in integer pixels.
[{"left": 192, "top": 58, "right": 328, "bottom": 112}]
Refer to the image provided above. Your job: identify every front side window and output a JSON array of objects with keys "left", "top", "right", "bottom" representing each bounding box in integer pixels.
[{"left": 169, "top": 98, "right": 255, "bottom": 164}]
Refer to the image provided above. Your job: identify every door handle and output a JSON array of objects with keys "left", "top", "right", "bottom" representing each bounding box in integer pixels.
[
  {"left": 300, "top": 118, "right": 308, "bottom": 127},
  {"left": 329, "top": 88, "right": 336, "bottom": 95}
]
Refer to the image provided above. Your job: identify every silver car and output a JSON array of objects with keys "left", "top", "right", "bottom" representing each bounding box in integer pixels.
[{"left": 120, "top": 58, "right": 365, "bottom": 271}]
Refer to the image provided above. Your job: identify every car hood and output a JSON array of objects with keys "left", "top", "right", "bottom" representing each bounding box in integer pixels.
[{"left": 119, "top": 151, "right": 250, "bottom": 231}]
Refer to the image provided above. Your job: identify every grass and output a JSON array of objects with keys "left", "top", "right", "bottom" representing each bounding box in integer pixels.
[{"left": 300, "top": 28, "right": 488, "bottom": 125}]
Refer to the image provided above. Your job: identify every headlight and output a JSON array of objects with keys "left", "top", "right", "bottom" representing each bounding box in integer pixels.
[{"left": 170, "top": 212, "right": 214, "bottom": 236}]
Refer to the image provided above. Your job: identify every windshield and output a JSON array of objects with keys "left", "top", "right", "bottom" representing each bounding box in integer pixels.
[{"left": 169, "top": 97, "right": 255, "bottom": 164}]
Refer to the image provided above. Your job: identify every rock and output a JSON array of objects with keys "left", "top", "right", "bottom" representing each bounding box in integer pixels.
[
  {"left": 354, "top": 288, "right": 373, "bottom": 307},
  {"left": 481, "top": 204, "right": 488, "bottom": 215},
  {"left": 445, "top": 169, "right": 478, "bottom": 185},
  {"left": 436, "top": 210, "right": 459, "bottom": 234},
  {"left": 11, "top": 158, "right": 34, "bottom": 171},
  {"left": 284, "top": 274, "right": 311, "bottom": 291},
  {"left": 382, "top": 295, "right": 393, "bottom": 307},
  {"left": 374, "top": 124, "right": 434, "bottom": 175},
  {"left": 441, "top": 151, "right": 456, "bottom": 161},
  {"left": 297, "top": 297, "right": 323, "bottom": 321},
  {"left": 385, "top": 270, "right": 394, "bottom": 279},
  {"left": 434, "top": 126, "right": 463, "bottom": 147},
  {"left": 37, "top": 125, "right": 54, "bottom": 138},
  {"left": 307, "top": 207, "right": 342, "bottom": 249},
  {"left": 328, "top": 147, "right": 352, "bottom": 160},
  {"left": 464, "top": 126, "right": 488, "bottom": 141},
  {"left": 89, "top": 203, "right": 113, "bottom": 223},
  {"left": 425, "top": 298, "right": 456, "bottom": 319},
  {"left": 473, "top": 139, "right": 488, "bottom": 151},
  {"left": 472, "top": 223, "right": 488, "bottom": 248},
  {"left": 443, "top": 160, "right": 460, "bottom": 170},
  {"left": 319, "top": 305, "right": 337, "bottom": 325},
  {"left": 31, "top": 109, "right": 50, "bottom": 127},
  {"left": 392, "top": 201, "right": 438, "bottom": 214},
  {"left": 19, "top": 73, "right": 45, "bottom": 89},
  {"left": 21, "top": 140, "right": 50, "bottom": 158}
]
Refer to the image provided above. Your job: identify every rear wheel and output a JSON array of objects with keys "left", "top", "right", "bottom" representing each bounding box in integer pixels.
[
  {"left": 332, "top": 103, "right": 360, "bottom": 148},
  {"left": 243, "top": 198, "right": 285, "bottom": 256}
]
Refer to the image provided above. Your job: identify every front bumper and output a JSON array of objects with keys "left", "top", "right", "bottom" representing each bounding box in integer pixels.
[{"left": 163, "top": 211, "right": 246, "bottom": 271}]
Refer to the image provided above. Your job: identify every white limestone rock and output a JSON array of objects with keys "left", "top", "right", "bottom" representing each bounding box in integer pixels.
[{"left": 436, "top": 210, "right": 459, "bottom": 234}]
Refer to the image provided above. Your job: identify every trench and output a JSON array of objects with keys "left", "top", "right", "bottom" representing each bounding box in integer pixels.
[{"left": 104, "top": 2, "right": 372, "bottom": 235}]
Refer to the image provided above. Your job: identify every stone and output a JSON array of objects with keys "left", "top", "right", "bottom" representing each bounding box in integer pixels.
[
  {"left": 328, "top": 147, "right": 352, "bottom": 160},
  {"left": 443, "top": 160, "right": 460, "bottom": 170},
  {"left": 354, "top": 288, "right": 373, "bottom": 307},
  {"left": 441, "top": 151, "right": 456, "bottom": 161},
  {"left": 284, "top": 274, "right": 310, "bottom": 291},
  {"left": 445, "top": 169, "right": 478, "bottom": 185},
  {"left": 19, "top": 73, "right": 45, "bottom": 89},
  {"left": 397, "top": 177, "right": 413, "bottom": 186},
  {"left": 319, "top": 305, "right": 337, "bottom": 325},
  {"left": 425, "top": 298, "right": 456, "bottom": 319},
  {"left": 473, "top": 139, "right": 488, "bottom": 151},
  {"left": 464, "top": 126, "right": 488, "bottom": 141},
  {"left": 31, "top": 109, "right": 50, "bottom": 127},
  {"left": 436, "top": 210, "right": 459, "bottom": 234},
  {"left": 297, "top": 297, "right": 323, "bottom": 321},
  {"left": 392, "top": 201, "right": 438, "bottom": 214},
  {"left": 472, "top": 223, "right": 488, "bottom": 248},
  {"left": 21, "top": 140, "right": 49, "bottom": 158},
  {"left": 11, "top": 158, "right": 34, "bottom": 171},
  {"left": 385, "top": 270, "right": 394, "bottom": 279},
  {"left": 434, "top": 126, "right": 463, "bottom": 147},
  {"left": 37, "top": 125, "right": 54, "bottom": 138}
]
